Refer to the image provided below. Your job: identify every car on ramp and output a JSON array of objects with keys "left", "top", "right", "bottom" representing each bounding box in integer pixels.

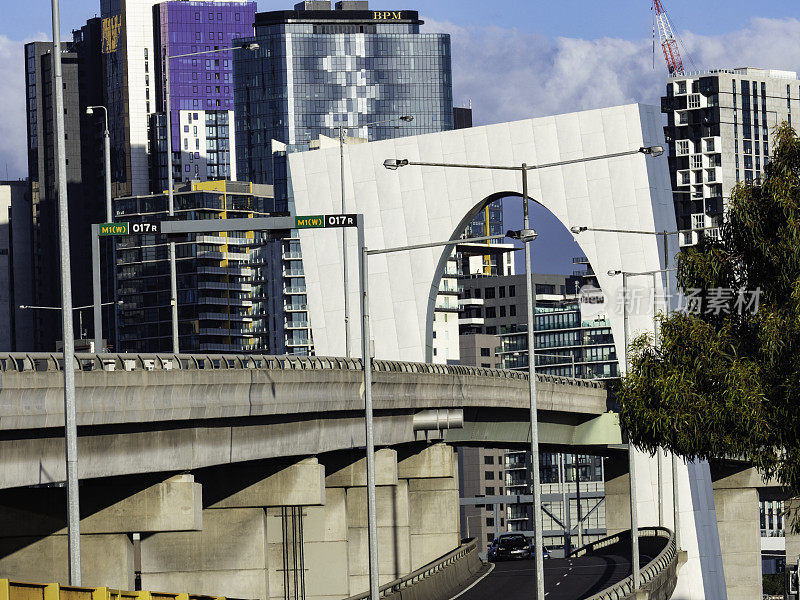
[{"left": 488, "top": 533, "right": 551, "bottom": 561}]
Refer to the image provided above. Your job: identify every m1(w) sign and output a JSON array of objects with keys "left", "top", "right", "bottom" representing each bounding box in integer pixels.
[{"left": 295, "top": 214, "right": 358, "bottom": 229}]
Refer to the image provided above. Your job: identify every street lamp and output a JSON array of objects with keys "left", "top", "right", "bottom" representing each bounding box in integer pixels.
[
  {"left": 333, "top": 115, "right": 413, "bottom": 357},
  {"left": 607, "top": 266, "right": 674, "bottom": 589},
  {"left": 382, "top": 146, "right": 664, "bottom": 599},
  {"left": 21, "top": 302, "right": 123, "bottom": 343},
  {"left": 162, "top": 42, "right": 259, "bottom": 353},
  {"left": 49, "top": 0, "right": 80, "bottom": 583},
  {"left": 85, "top": 106, "right": 112, "bottom": 222},
  {"left": 359, "top": 232, "right": 505, "bottom": 600}
]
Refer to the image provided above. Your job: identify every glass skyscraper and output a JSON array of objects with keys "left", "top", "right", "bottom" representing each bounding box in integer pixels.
[
  {"left": 233, "top": 4, "right": 453, "bottom": 185},
  {"left": 231, "top": 2, "right": 455, "bottom": 355}
]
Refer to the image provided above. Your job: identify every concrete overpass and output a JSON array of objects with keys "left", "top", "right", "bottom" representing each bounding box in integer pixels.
[{"left": 0, "top": 352, "right": 619, "bottom": 600}]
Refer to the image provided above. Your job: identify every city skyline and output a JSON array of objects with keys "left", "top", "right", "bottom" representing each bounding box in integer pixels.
[{"left": 2, "top": 3, "right": 799, "bottom": 182}]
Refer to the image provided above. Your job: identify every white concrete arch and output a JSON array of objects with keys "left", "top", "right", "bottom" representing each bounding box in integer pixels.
[{"left": 287, "top": 103, "right": 726, "bottom": 599}]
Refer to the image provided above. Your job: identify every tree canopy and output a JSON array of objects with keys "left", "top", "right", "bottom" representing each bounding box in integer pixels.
[{"left": 618, "top": 123, "right": 800, "bottom": 500}]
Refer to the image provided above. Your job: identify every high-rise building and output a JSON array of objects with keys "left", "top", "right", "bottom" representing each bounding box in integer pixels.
[
  {"left": 661, "top": 68, "right": 800, "bottom": 245},
  {"left": 232, "top": 1, "right": 455, "bottom": 355},
  {"left": 100, "top": 0, "right": 256, "bottom": 197},
  {"left": 114, "top": 180, "right": 273, "bottom": 352},
  {"left": 0, "top": 181, "right": 36, "bottom": 351},
  {"left": 24, "top": 26, "right": 107, "bottom": 350},
  {"left": 150, "top": 0, "right": 257, "bottom": 192},
  {"left": 233, "top": 1, "right": 453, "bottom": 186}
]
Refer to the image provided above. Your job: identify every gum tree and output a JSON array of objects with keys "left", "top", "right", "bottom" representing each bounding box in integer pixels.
[{"left": 618, "top": 123, "right": 800, "bottom": 500}]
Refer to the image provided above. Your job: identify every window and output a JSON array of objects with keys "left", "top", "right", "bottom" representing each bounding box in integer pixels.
[
  {"left": 688, "top": 94, "right": 701, "bottom": 108},
  {"left": 486, "top": 518, "right": 494, "bottom": 526},
  {"left": 195, "top": 11, "right": 200, "bottom": 20},
  {"left": 677, "top": 80, "right": 687, "bottom": 94},
  {"left": 235, "top": 12, "right": 240, "bottom": 20},
  {"left": 509, "top": 285, "right": 515, "bottom": 297},
  {"left": 485, "top": 472, "right": 495, "bottom": 480},
  {"left": 485, "top": 487, "right": 495, "bottom": 495},
  {"left": 209, "top": 32, "right": 214, "bottom": 40},
  {"left": 499, "top": 306, "right": 506, "bottom": 318},
  {"left": 184, "top": 125, "right": 189, "bottom": 132},
  {"left": 499, "top": 286, "right": 506, "bottom": 298},
  {"left": 485, "top": 307, "right": 496, "bottom": 319},
  {"left": 677, "top": 140, "right": 689, "bottom": 155},
  {"left": 480, "top": 348, "right": 490, "bottom": 357},
  {"left": 510, "top": 305, "right": 516, "bottom": 317},
  {"left": 485, "top": 287, "right": 496, "bottom": 299},
  {"left": 690, "top": 155, "right": 702, "bottom": 169},
  {"left": 473, "top": 288, "right": 481, "bottom": 299},
  {"left": 484, "top": 456, "right": 494, "bottom": 465},
  {"left": 208, "top": 12, "right": 214, "bottom": 19}
]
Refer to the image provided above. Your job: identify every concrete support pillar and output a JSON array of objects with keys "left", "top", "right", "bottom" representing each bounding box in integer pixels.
[
  {"left": 303, "top": 488, "right": 350, "bottom": 600},
  {"left": 603, "top": 458, "right": 630, "bottom": 536},
  {"left": 398, "top": 444, "right": 460, "bottom": 570},
  {"left": 0, "top": 474, "right": 202, "bottom": 589},
  {"left": 786, "top": 499, "right": 800, "bottom": 568},
  {"left": 712, "top": 487, "right": 761, "bottom": 600},
  {"left": 324, "top": 449, "right": 410, "bottom": 594}
]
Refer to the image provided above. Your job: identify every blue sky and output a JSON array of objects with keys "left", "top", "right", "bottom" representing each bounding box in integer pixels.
[{"left": 2, "top": 1, "right": 799, "bottom": 272}]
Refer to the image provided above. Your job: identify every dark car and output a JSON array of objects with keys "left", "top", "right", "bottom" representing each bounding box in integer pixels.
[{"left": 487, "top": 534, "right": 533, "bottom": 561}]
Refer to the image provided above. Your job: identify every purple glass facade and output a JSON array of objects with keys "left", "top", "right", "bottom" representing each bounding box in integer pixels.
[{"left": 154, "top": 0, "right": 256, "bottom": 150}]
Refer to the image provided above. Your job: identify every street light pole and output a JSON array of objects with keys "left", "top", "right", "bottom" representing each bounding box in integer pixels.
[
  {"left": 383, "top": 147, "right": 664, "bottom": 600},
  {"left": 522, "top": 164, "right": 546, "bottom": 600},
  {"left": 50, "top": 0, "right": 81, "bottom": 583}
]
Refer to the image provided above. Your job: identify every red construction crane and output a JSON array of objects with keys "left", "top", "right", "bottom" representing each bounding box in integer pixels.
[{"left": 653, "top": 0, "right": 685, "bottom": 76}]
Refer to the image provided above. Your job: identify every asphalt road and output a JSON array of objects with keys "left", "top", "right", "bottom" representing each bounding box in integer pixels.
[{"left": 459, "top": 537, "right": 667, "bottom": 600}]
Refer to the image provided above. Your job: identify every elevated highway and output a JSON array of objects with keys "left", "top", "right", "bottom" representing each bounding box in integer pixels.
[{"left": 0, "top": 352, "right": 617, "bottom": 490}]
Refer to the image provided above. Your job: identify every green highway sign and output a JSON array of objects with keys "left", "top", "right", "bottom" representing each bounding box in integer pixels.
[
  {"left": 295, "top": 215, "right": 325, "bottom": 229},
  {"left": 295, "top": 214, "right": 358, "bottom": 229},
  {"left": 98, "top": 222, "right": 129, "bottom": 236}
]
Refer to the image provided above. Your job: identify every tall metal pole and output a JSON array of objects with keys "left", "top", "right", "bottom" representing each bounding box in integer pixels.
[
  {"left": 654, "top": 270, "right": 664, "bottom": 528},
  {"left": 164, "top": 52, "right": 179, "bottom": 353},
  {"left": 575, "top": 453, "right": 583, "bottom": 549},
  {"left": 340, "top": 126, "right": 351, "bottom": 357},
  {"left": 358, "top": 218, "right": 379, "bottom": 600},
  {"left": 522, "top": 165, "right": 545, "bottom": 599},
  {"left": 623, "top": 271, "right": 641, "bottom": 589},
  {"left": 559, "top": 453, "right": 569, "bottom": 555},
  {"left": 662, "top": 230, "right": 681, "bottom": 550},
  {"left": 102, "top": 110, "right": 112, "bottom": 223},
  {"left": 51, "top": 0, "right": 81, "bottom": 583},
  {"left": 92, "top": 225, "right": 102, "bottom": 351}
]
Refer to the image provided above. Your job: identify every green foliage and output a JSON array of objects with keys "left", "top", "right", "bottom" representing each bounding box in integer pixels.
[
  {"left": 618, "top": 124, "right": 800, "bottom": 503},
  {"left": 763, "top": 573, "right": 785, "bottom": 596}
]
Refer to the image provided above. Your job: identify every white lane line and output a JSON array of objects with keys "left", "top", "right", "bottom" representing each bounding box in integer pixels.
[{"left": 444, "top": 562, "right": 496, "bottom": 600}]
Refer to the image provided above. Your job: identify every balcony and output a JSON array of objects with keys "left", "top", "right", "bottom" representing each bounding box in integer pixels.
[
  {"left": 285, "top": 320, "right": 309, "bottom": 329},
  {"left": 198, "top": 328, "right": 255, "bottom": 337},
  {"left": 283, "top": 269, "right": 305, "bottom": 277},
  {"left": 284, "top": 303, "right": 308, "bottom": 312},
  {"left": 459, "top": 298, "right": 484, "bottom": 307},
  {"left": 198, "top": 312, "right": 253, "bottom": 322},
  {"left": 282, "top": 251, "right": 303, "bottom": 260},
  {"left": 286, "top": 338, "right": 311, "bottom": 348},
  {"left": 284, "top": 286, "right": 307, "bottom": 295},
  {"left": 458, "top": 317, "right": 484, "bottom": 326},
  {"left": 198, "top": 282, "right": 252, "bottom": 292},
  {"left": 435, "top": 299, "right": 461, "bottom": 312}
]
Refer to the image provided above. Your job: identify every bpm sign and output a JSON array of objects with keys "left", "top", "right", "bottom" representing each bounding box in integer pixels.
[
  {"left": 295, "top": 214, "right": 358, "bottom": 229},
  {"left": 373, "top": 11, "right": 404, "bottom": 20}
]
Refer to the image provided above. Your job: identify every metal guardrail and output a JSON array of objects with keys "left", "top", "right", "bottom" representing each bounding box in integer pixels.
[
  {"left": 0, "top": 353, "right": 605, "bottom": 389},
  {"left": 569, "top": 527, "right": 678, "bottom": 600},
  {"left": 343, "top": 538, "right": 479, "bottom": 600}
]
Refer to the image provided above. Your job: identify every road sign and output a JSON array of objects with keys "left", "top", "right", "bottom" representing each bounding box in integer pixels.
[
  {"left": 98, "top": 222, "right": 129, "bottom": 236},
  {"left": 98, "top": 221, "right": 161, "bottom": 236},
  {"left": 295, "top": 214, "right": 358, "bottom": 229},
  {"left": 130, "top": 221, "right": 160, "bottom": 234}
]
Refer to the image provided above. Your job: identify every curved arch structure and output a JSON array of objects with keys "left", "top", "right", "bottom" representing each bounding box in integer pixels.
[{"left": 287, "top": 103, "right": 727, "bottom": 598}]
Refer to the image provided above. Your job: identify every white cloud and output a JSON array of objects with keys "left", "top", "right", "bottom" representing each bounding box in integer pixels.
[{"left": 424, "top": 17, "right": 800, "bottom": 127}]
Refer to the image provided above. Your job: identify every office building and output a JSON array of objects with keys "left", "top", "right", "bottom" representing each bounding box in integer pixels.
[
  {"left": 233, "top": 1, "right": 453, "bottom": 185},
  {"left": 150, "top": 0, "right": 257, "bottom": 192},
  {"left": 24, "top": 26, "right": 107, "bottom": 350},
  {"left": 0, "top": 182, "right": 35, "bottom": 351},
  {"left": 114, "top": 180, "right": 273, "bottom": 352},
  {"left": 232, "top": 1, "right": 455, "bottom": 355},
  {"left": 101, "top": 0, "right": 256, "bottom": 197},
  {"left": 661, "top": 68, "right": 800, "bottom": 245}
]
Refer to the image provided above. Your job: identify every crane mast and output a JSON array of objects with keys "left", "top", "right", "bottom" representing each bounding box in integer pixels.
[{"left": 653, "top": 0, "right": 685, "bottom": 76}]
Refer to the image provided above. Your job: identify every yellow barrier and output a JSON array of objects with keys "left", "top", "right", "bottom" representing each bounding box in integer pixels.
[{"left": 0, "top": 580, "right": 228, "bottom": 600}]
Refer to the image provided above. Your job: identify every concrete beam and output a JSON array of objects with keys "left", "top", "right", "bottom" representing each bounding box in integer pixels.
[
  {"left": 397, "top": 444, "right": 455, "bottom": 480},
  {"left": 326, "top": 449, "right": 398, "bottom": 488},
  {"left": 208, "top": 459, "right": 325, "bottom": 509}
]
